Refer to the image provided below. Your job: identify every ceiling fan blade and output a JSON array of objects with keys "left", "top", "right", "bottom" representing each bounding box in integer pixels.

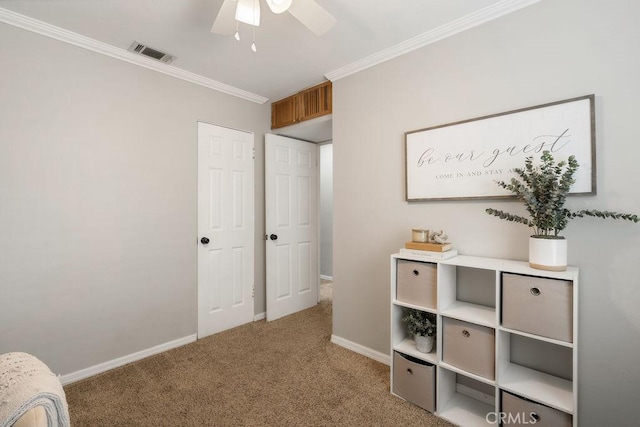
[
  {"left": 211, "top": 0, "right": 238, "bottom": 35},
  {"left": 287, "top": 0, "right": 337, "bottom": 36}
]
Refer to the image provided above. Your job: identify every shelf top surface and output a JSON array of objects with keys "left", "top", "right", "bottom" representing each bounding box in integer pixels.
[
  {"left": 439, "top": 392, "right": 494, "bottom": 426},
  {"left": 500, "top": 363, "right": 573, "bottom": 413},
  {"left": 499, "top": 326, "right": 574, "bottom": 348},
  {"left": 439, "top": 361, "right": 496, "bottom": 386},
  {"left": 394, "top": 339, "right": 438, "bottom": 365},
  {"left": 392, "top": 253, "right": 578, "bottom": 280},
  {"left": 393, "top": 299, "right": 437, "bottom": 313},
  {"left": 441, "top": 301, "right": 496, "bottom": 327}
]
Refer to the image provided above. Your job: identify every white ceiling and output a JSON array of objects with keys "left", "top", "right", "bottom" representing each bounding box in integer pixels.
[{"left": 0, "top": 0, "right": 536, "bottom": 103}]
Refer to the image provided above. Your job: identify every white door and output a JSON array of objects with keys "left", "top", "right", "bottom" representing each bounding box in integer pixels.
[
  {"left": 198, "top": 122, "right": 254, "bottom": 338},
  {"left": 265, "top": 134, "right": 319, "bottom": 321}
]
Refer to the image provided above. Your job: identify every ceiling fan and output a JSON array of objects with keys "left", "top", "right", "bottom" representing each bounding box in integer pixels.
[{"left": 211, "top": 0, "right": 337, "bottom": 40}]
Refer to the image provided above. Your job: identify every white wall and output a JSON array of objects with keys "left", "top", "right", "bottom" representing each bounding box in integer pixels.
[
  {"left": 0, "top": 23, "right": 270, "bottom": 375},
  {"left": 319, "top": 143, "right": 333, "bottom": 278},
  {"left": 332, "top": 1, "right": 640, "bottom": 425}
]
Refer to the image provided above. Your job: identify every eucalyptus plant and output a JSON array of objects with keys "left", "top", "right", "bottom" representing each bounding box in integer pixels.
[
  {"left": 401, "top": 309, "right": 436, "bottom": 337},
  {"left": 486, "top": 150, "right": 638, "bottom": 237}
]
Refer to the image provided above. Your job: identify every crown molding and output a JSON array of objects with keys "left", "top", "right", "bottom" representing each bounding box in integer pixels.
[
  {"left": 325, "top": 0, "right": 542, "bottom": 82},
  {"left": 0, "top": 7, "right": 269, "bottom": 104}
]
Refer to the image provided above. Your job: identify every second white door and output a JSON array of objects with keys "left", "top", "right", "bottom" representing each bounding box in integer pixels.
[{"left": 265, "top": 134, "right": 319, "bottom": 321}]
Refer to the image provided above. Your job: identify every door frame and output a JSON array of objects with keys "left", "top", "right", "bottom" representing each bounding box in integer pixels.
[{"left": 317, "top": 140, "right": 333, "bottom": 282}]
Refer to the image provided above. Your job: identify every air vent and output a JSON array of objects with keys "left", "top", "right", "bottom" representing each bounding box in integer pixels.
[{"left": 128, "top": 41, "right": 176, "bottom": 64}]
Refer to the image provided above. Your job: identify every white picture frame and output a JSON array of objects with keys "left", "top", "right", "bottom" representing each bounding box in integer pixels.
[{"left": 405, "top": 95, "right": 596, "bottom": 201}]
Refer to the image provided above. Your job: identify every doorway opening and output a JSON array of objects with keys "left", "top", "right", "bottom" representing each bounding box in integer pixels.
[
  {"left": 319, "top": 142, "right": 333, "bottom": 303},
  {"left": 269, "top": 115, "right": 333, "bottom": 316}
]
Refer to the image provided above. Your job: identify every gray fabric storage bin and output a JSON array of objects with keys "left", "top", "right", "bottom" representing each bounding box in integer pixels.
[
  {"left": 502, "top": 273, "right": 573, "bottom": 342},
  {"left": 442, "top": 317, "right": 495, "bottom": 380},
  {"left": 396, "top": 260, "right": 437, "bottom": 309},
  {"left": 501, "top": 390, "right": 572, "bottom": 427},
  {"left": 392, "top": 352, "right": 436, "bottom": 412}
]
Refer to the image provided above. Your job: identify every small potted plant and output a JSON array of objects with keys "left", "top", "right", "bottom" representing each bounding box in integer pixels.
[
  {"left": 402, "top": 309, "right": 436, "bottom": 353},
  {"left": 486, "top": 150, "right": 638, "bottom": 270}
]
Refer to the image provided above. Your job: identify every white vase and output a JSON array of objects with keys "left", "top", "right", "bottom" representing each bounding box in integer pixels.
[
  {"left": 529, "top": 237, "right": 567, "bottom": 271},
  {"left": 414, "top": 334, "right": 434, "bottom": 353}
]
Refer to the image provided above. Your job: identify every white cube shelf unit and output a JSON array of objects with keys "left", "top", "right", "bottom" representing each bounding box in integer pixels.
[{"left": 390, "top": 253, "right": 579, "bottom": 427}]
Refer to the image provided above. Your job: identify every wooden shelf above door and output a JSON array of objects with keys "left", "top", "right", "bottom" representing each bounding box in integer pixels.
[{"left": 271, "top": 81, "right": 332, "bottom": 129}]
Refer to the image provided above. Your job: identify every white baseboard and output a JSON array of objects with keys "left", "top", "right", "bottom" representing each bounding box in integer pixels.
[
  {"left": 330, "top": 335, "right": 390, "bottom": 366},
  {"left": 320, "top": 275, "right": 333, "bottom": 281},
  {"left": 60, "top": 334, "right": 197, "bottom": 385},
  {"left": 253, "top": 312, "right": 266, "bottom": 321}
]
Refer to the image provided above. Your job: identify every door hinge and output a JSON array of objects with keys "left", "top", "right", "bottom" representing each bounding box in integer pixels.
[
  {"left": 251, "top": 284, "right": 255, "bottom": 298},
  {"left": 252, "top": 147, "right": 255, "bottom": 159}
]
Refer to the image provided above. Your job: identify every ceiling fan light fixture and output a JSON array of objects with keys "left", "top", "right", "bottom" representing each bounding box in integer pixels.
[
  {"left": 234, "top": 20, "right": 241, "bottom": 41},
  {"left": 265, "top": 0, "right": 293, "bottom": 14},
  {"left": 235, "top": 0, "right": 260, "bottom": 26}
]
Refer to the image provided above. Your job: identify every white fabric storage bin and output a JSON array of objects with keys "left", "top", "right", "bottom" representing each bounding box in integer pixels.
[
  {"left": 501, "top": 390, "right": 572, "bottom": 427},
  {"left": 502, "top": 273, "right": 573, "bottom": 342},
  {"left": 396, "top": 260, "right": 437, "bottom": 309},
  {"left": 392, "top": 352, "right": 436, "bottom": 413},
  {"left": 442, "top": 317, "right": 495, "bottom": 380}
]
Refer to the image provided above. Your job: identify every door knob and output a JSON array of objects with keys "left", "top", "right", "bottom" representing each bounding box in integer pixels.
[
  {"left": 269, "top": 234, "right": 278, "bottom": 241},
  {"left": 200, "top": 237, "right": 210, "bottom": 244}
]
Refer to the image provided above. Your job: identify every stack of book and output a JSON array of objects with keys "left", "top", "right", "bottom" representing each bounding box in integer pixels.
[{"left": 400, "top": 241, "right": 458, "bottom": 260}]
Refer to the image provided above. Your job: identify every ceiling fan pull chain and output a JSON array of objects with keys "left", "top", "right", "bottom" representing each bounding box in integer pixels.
[{"left": 251, "top": 26, "right": 257, "bottom": 52}]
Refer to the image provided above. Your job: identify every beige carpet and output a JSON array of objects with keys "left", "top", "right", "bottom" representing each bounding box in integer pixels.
[{"left": 64, "top": 281, "right": 451, "bottom": 426}]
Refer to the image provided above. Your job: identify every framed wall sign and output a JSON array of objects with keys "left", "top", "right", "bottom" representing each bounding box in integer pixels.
[{"left": 405, "top": 95, "right": 596, "bottom": 201}]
